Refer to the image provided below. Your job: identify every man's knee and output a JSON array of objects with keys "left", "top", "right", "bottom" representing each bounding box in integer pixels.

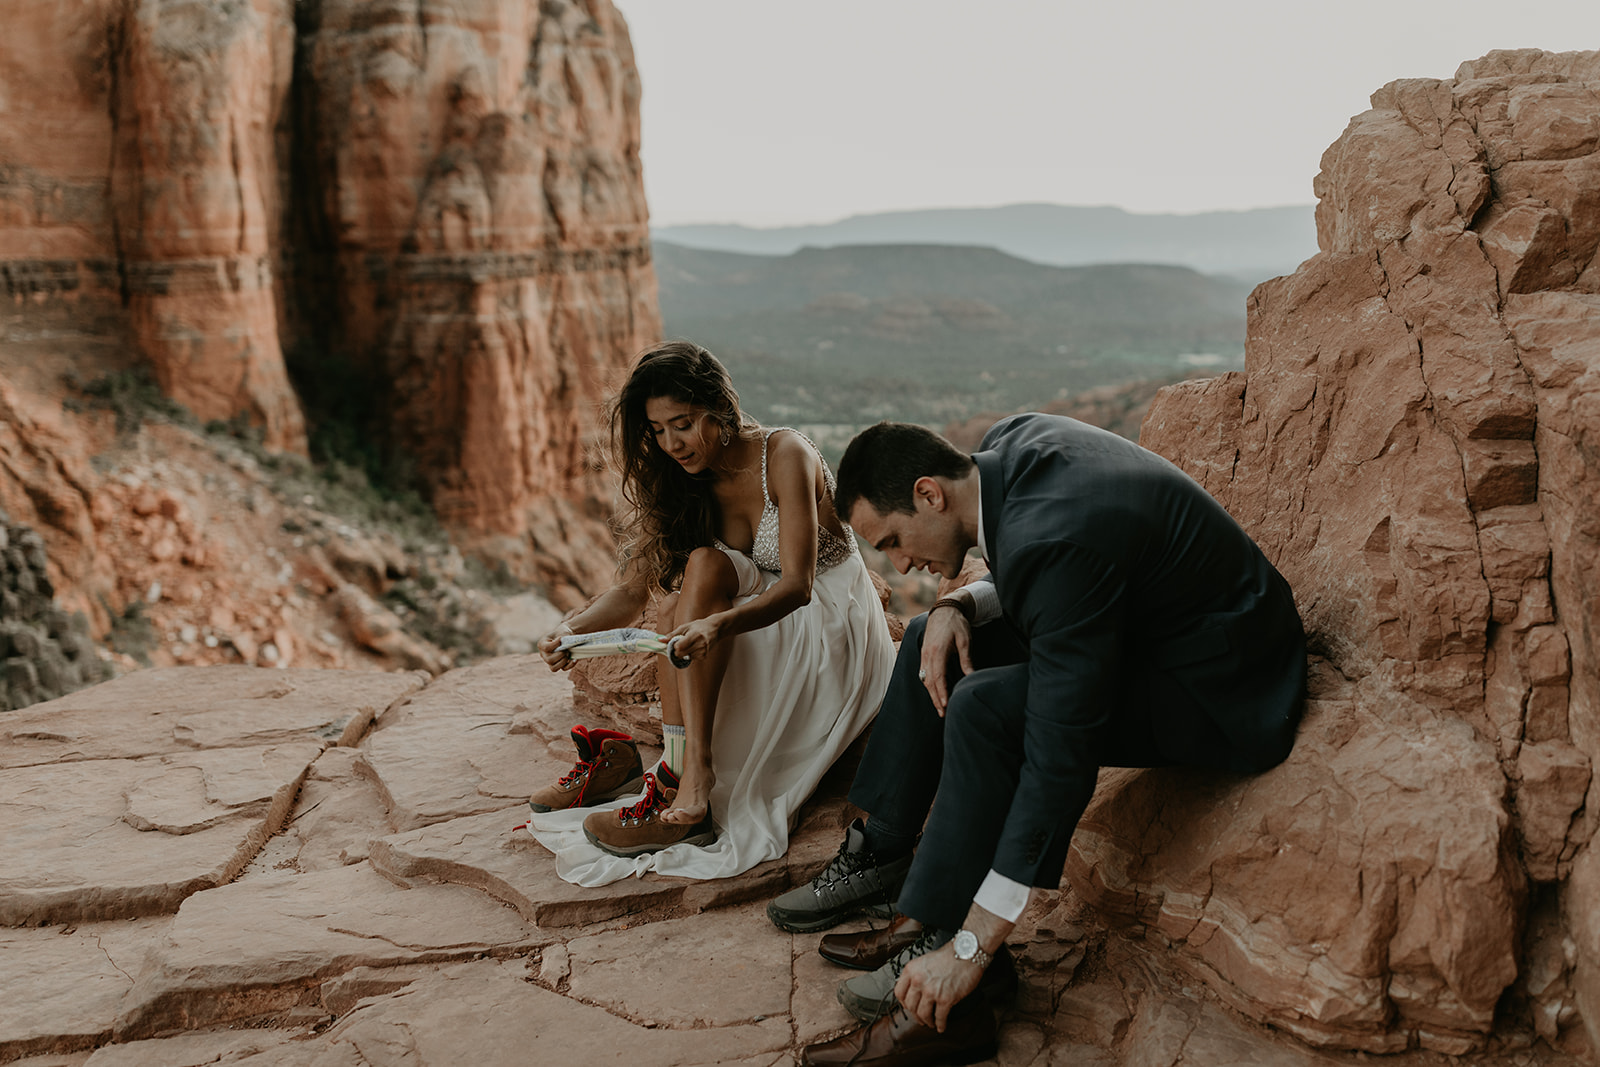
[{"left": 944, "top": 667, "right": 1028, "bottom": 746}]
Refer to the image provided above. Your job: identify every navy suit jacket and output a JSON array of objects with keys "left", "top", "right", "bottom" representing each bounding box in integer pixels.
[{"left": 970, "top": 413, "right": 1305, "bottom": 889}]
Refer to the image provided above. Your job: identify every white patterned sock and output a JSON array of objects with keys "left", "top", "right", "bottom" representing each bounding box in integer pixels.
[{"left": 662, "top": 723, "right": 686, "bottom": 777}]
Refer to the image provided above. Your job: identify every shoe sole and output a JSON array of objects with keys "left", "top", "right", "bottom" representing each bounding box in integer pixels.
[
  {"left": 528, "top": 773, "right": 646, "bottom": 814},
  {"left": 817, "top": 936, "right": 921, "bottom": 971},
  {"left": 766, "top": 898, "right": 896, "bottom": 934},
  {"left": 800, "top": 1031, "right": 995, "bottom": 1067},
  {"left": 838, "top": 980, "right": 895, "bottom": 1022}
]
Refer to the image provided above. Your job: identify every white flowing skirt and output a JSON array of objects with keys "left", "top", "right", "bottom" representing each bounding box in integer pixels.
[{"left": 528, "top": 550, "right": 895, "bottom": 885}]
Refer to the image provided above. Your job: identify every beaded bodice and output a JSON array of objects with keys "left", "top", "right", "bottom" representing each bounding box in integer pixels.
[{"left": 723, "top": 428, "right": 856, "bottom": 575}]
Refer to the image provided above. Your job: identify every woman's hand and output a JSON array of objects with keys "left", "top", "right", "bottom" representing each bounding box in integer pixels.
[
  {"left": 666, "top": 615, "right": 724, "bottom": 666},
  {"left": 537, "top": 622, "right": 576, "bottom": 672}
]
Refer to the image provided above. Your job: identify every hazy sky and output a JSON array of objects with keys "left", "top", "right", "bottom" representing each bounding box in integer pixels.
[{"left": 611, "top": 1, "right": 1600, "bottom": 227}]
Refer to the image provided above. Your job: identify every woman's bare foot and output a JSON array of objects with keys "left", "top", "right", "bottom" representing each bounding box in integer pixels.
[{"left": 662, "top": 764, "right": 714, "bottom": 824}]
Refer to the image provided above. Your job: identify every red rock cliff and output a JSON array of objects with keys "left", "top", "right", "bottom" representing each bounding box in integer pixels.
[
  {"left": 1085, "top": 49, "right": 1600, "bottom": 1055},
  {"left": 296, "top": 0, "right": 658, "bottom": 601},
  {"left": 1, "top": 0, "right": 657, "bottom": 608}
]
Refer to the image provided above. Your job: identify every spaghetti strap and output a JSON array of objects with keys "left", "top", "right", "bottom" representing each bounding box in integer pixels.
[{"left": 760, "top": 427, "right": 776, "bottom": 504}]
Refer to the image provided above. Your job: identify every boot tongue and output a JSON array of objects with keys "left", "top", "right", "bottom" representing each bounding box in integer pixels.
[
  {"left": 844, "top": 819, "right": 869, "bottom": 854},
  {"left": 568, "top": 725, "right": 597, "bottom": 762}
]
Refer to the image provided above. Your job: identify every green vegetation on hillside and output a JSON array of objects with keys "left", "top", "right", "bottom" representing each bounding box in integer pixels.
[{"left": 653, "top": 241, "right": 1248, "bottom": 431}]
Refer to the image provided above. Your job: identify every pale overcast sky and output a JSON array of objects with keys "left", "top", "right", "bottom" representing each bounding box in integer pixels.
[{"left": 611, "top": 1, "right": 1600, "bottom": 227}]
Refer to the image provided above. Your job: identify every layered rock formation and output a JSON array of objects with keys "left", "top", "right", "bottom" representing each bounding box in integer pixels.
[
  {"left": 296, "top": 0, "right": 658, "bottom": 600},
  {"left": 1073, "top": 48, "right": 1600, "bottom": 1055},
  {"left": 2, "top": 0, "right": 305, "bottom": 452},
  {"left": 112, "top": 0, "right": 307, "bottom": 452},
  {"left": 1, "top": 0, "right": 657, "bottom": 619}
]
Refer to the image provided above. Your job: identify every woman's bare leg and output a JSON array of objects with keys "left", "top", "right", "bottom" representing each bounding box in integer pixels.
[
  {"left": 655, "top": 592, "right": 683, "bottom": 728},
  {"left": 662, "top": 547, "right": 739, "bottom": 824}
]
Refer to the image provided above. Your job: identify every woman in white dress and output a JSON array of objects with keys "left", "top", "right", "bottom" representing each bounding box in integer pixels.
[{"left": 529, "top": 341, "right": 895, "bottom": 885}]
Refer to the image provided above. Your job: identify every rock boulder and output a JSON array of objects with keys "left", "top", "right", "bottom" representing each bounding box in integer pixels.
[{"left": 1090, "top": 47, "right": 1600, "bottom": 1054}]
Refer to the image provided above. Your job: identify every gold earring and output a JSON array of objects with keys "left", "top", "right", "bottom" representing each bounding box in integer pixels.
[{"left": 720, "top": 426, "right": 731, "bottom": 446}]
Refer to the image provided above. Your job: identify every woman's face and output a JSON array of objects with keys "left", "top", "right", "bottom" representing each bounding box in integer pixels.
[{"left": 645, "top": 395, "right": 722, "bottom": 475}]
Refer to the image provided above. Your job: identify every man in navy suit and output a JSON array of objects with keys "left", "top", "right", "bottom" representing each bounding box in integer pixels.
[{"left": 775, "top": 414, "right": 1306, "bottom": 1067}]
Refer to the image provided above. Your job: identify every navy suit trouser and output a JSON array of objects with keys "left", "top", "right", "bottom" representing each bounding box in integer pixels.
[{"left": 847, "top": 611, "right": 1251, "bottom": 931}]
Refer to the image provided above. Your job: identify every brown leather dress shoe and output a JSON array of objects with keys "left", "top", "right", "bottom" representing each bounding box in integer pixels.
[
  {"left": 818, "top": 913, "right": 923, "bottom": 970},
  {"left": 800, "top": 998, "right": 997, "bottom": 1067}
]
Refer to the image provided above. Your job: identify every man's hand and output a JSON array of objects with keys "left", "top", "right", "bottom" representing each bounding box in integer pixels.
[
  {"left": 920, "top": 603, "right": 974, "bottom": 714},
  {"left": 894, "top": 942, "right": 984, "bottom": 1032}
]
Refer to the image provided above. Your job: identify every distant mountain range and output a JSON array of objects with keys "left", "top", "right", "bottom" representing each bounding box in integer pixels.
[
  {"left": 653, "top": 240, "right": 1251, "bottom": 440},
  {"left": 653, "top": 203, "right": 1318, "bottom": 284}
]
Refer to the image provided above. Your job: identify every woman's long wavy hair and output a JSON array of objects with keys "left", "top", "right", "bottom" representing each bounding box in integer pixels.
[{"left": 610, "top": 341, "right": 753, "bottom": 592}]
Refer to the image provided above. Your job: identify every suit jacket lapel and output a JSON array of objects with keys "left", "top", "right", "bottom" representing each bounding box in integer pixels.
[{"left": 973, "top": 450, "right": 1003, "bottom": 580}]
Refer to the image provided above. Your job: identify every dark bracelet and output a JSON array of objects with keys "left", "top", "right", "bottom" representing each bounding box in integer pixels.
[{"left": 932, "top": 596, "right": 973, "bottom": 622}]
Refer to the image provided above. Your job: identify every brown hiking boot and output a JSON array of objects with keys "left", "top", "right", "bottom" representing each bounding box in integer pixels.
[
  {"left": 582, "top": 772, "right": 716, "bottom": 856},
  {"left": 528, "top": 726, "right": 644, "bottom": 813}
]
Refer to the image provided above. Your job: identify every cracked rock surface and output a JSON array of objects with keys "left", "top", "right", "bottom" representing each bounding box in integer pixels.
[{"left": 2, "top": 652, "right": 1587, "bottom": 1066}]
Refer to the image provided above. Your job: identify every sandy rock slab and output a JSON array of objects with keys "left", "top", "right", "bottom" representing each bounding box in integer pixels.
[
  {"left": 261, "top": 746, "right": 394, "bottom": 873},
  {"left": 0, "top": 742, "right": 320, "bottom": 926},
  {"left": 225, "top": 958, "right": 791, "bottom": 1066},
  {"left": 113, "top": 864, "right": 547, "bottom": 1040},
  {"left": 358, "top": 657, "right": 588, "bottom": 832},
  {"left": 82, "top": 1030, "right": 300, "bottom": 1066},
  {"left": 1, "top": 666, "right": 426, "bottom": 768},
  {"left": 562, "top": 901, "right": 790, "bottom": 1027},
  {"left": 0, "top": 918, "right": 169, "bottom": 1062},
  {"left": 370, "top": 777, "right": 862, "bottom": 930},
  {"left": 370, "top": 807, "right": 668, "bottom": 927}
]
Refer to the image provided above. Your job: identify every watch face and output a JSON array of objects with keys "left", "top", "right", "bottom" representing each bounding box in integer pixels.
[{"left": 953, "top": 929, "right": 979, "bottom": 959}]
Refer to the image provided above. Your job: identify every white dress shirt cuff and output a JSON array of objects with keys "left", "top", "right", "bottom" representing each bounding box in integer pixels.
[
  {"left": 972, "top": 868, "right": 1030, "bottom": 923},
  {"left": 966, "top": 578, "right": 1001, "bottom": 626}
]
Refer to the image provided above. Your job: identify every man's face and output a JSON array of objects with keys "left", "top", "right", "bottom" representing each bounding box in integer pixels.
[{"left": 848, "top": 495, "right": 966, "bottom": 579}]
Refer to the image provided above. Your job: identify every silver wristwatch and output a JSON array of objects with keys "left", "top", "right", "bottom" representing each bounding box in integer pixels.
[{"left": 951, "top": 929, "right": 992, "bottom": 969}]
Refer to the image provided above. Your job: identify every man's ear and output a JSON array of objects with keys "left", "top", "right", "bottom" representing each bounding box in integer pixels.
[{"left": 912, "top": 476, "right": 946, "bottom": 512}]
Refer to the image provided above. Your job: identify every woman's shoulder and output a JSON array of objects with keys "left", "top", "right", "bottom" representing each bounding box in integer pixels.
[{"left": 763, "top": 427, "right": 823, "bottom": 473}]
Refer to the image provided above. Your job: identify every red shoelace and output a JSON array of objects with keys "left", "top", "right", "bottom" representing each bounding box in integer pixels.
[
  {"left": 616, "top": 772, "right": 669, "bottom": 821},
  {"left": 557, "top": 755, "right": 599, "bottom": 789}
]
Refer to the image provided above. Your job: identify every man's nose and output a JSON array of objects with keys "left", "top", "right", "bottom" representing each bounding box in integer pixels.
[{"left": 890, "top": 551, "right": 910, "bottom": 574}]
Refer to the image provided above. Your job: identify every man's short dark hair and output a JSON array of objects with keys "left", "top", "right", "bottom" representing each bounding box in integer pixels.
[{"left": 835, "top": 422, "right": 975, "bottom": 519}]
